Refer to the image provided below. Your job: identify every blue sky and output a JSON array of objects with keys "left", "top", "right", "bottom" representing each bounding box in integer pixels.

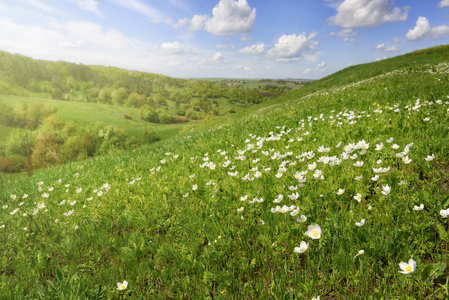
[{"left": 0, "top": 0, "right": 448, "bottom": 79}]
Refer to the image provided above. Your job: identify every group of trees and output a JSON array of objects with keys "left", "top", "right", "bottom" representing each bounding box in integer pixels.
[
  {"left": 0, "top": 50, "right": 276, "bottom": 124},
  {"left": 0, "top": 102, "right": 159, "bottom": 173}
]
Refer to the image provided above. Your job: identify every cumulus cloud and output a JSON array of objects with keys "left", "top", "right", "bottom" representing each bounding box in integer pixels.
[
  {"left": 329, "top": 0, "right": 409, "bottom": 28},
  {"left": 178, "top": 0, "right": 255, "bottom": 35},
  {"left": 189, "top": 15, "right": 208, "bottom": 30},
  {"left": 150, "top": 41, "right": 196, "bottom": 55},
  {"left": 303, "top": 68, "right": 311, "bottom": 74},
  {"left": 406, "top": 17, "right": 449, "bottom": 40},
  {"left": 204, "top": 0, "right": 256, "bottom": 35},
  {"left": 266, "top": 32, "right": 318, "bottom": 62},
  {"left": 439, "top": 0, "right": 449, "bottom": 8},
  {"left": 238, "top": 43, "right": 266, "bottom": 55},
  {"left": 376, "top": 43, "right": 385, "bottom": 49}
]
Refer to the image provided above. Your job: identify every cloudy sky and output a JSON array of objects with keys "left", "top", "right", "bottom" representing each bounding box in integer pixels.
[{"left": 1, "top": 0, "right": 448, "bottom": 79}]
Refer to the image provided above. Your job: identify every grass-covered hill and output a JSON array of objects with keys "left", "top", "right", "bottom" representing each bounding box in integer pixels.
[
  {"left": 1, "top": 45, "right": 449, "bottom": 299},
  {"left": 0, "top": 50, "right": 298, "bottom": 173}
]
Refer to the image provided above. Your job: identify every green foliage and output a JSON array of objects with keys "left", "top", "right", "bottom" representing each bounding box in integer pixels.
[{"left": 1, "top": 45, "right": 449, "bottom": 299}]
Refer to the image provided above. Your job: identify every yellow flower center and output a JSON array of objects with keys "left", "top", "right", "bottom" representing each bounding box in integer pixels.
[
  {"left": 312, "top": 230, "right": 319, "bottom": 237},
  {"left": 405, "top": 266, "right": 412, "bottom": 272}
]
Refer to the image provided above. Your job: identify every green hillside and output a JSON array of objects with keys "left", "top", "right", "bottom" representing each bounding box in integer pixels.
[{"left": 1, "top": 46, "right": 449, "bottom": 299}]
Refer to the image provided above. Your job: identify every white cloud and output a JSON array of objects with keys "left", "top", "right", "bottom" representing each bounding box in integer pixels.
[
  {"left": 392, "top": 38, "right": 401, "bottom": 43},
  {"left": 240, "top": 34, "right": 251, "bottom": 41},
  {"left": 316, "top": 61, "right": 326, "bottom": 68},
  {"left": 243, "top": 66, "right": 251, "bottom": 71},
  {"left": 329, "top": 0, "right": 409, "bottom": 28},
  {"left": 238, "top": 43, "right": 266, "bottom": 55},
  {"left": 406, "top": 17, "right": 449, "bottom": 40},
  {"left": 189, "top": 15, "right": 208, "bottom": 31},
  {"left": 303, "top": 68, "right": 311, "bottom": 74},
  {"left": 384, "top": 45, "right": 399, "bottom": 52},
  {"left": 24, "top": 0, "right": 60, "bottom": 13},
  {"left": 266, "top": 32, "right": 318, "bottom": 62},
  {"left": 216, "top": 44, "right": 229, "bottom": 48},
  {"left": 150, "top": 41, "right": 196, "bottom": 55},
  {"left": 333, "top": 28, "right": 358, "bottom": 37},
  {"left": 179, "top": 0, "right": 256, "bottom": 36},
  {"left": 439, "top": 0, "right": 449, "bottom": 8},
  {"left": 71, "top": 0, "right": 101, "bottom": 15},
  {"left": 110, "top": 0, "right": 165, "bottom": 22},
  {"left": 58, "top": 40, "right": 85, "bottom": 49},
  {"left": 174, "top": 18, "right": 189, "bottom": 29},
  {"left": 204, "top": 0, "right": 256, "bottom": 35},
  {"left": 376, "top": 43, "right": 384, "bottom": 49},
  {"left": 212, "top": 52, "right": 225, "bottom": 61}
]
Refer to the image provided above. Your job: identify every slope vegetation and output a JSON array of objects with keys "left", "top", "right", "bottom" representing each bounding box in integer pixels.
[{"left": 0, "top": 46, "right": 449, "bottom": 299}]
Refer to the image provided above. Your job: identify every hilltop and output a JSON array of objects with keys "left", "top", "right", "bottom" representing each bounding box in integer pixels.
[{"left": 0, "top": 45, "right": 449, "bottom": 299}]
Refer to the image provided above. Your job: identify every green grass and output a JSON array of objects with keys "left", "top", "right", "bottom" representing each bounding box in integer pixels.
[
  {"left": 0, "top": 95, "right": 194, "bottom": 139},
  {"left": 0, "top": 46, "right": 449, "bottom": 299}
]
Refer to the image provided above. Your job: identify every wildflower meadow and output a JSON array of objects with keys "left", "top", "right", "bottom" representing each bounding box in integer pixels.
[{"left": 1, "top": 46, "right": 449, "bottom": 299}]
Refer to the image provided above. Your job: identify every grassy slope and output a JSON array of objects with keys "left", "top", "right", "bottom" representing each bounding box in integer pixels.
[
  {"left": 1, "top": 46, "right": 449, "bottom": 299},
  {"left": 0, "top": 95, "right": 196, "bottom": 139}
]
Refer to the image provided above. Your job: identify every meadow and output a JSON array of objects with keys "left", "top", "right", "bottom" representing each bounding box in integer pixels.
[
  {"left": 0, "top": 95, "right": 194, "bottom": 139},
  {"left": 0, "top": 46, "right": 449, "bottom": 299}
]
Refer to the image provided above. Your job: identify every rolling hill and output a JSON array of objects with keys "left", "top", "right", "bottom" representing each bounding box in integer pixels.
[{"left": 0, "top": 45, "right": 449, "bottom": 299}]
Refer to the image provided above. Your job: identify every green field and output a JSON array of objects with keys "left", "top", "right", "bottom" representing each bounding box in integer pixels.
[
  {"left": 0, "top": 46, "right": 449, "bottom": 299},
  {"left": 0, "top": 95, "right": 196, "bottom": 139}
]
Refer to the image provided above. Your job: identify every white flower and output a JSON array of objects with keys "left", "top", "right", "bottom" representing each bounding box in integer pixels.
[
  {"left": 413, "top": 204, "right": 424, "bottom": 211},
  {"left": 294, "top": 241, "right": 309, "bottom": 253},
  {"left": 336, "top": 188, "right": 345, "bottom": 195},
  {"left": 381, "top": 185, "right": 391, "bottom": 195},
  {"left": 240, "top": 195, "right": 248, "bottom": 201},
  {"left": 297, "top": 215, "right": 307, "bottom": 223},
  {"left": 76, "top": 188, "right": 82, "bottom": 193},
  {"left": 287, "top": 192, "right": 299, "bottom": 200},
  {"left": 37, "top": 202, "right": 46, "bottom": 210},
  {"left": 353, "top": 193, "right": 362, "bottom": 202},
  {"left": 63, "top": 210, "right": 74, "bottom": 217},
  {"left": 10, "top": 194, "right": 17, "bottom": 200},
  {"left": 192, "top": 184, "right": 198, "bottom": 191},
  {"left": 425, "top": 154, "right": 435, "bottom": 161},
  {"left": 375, "top": 143, "right": 383, "bottom": 151},
  {"left": 259, "top": 220, "right": 265, "bottom": 225},
  {"left": 2, "top": 205, "right": 8, "bottom": 209},
  {"left": 440, "top": 209, "right": 449, "bottom": 218},
  {"left": 386, "top": 137, "right": 394, "bottom": 143},
  {"left": 273, "top": 195, "right": 283, "bottom": 203},
  {"left": 391, "top": 144, "right": 400, "bottom": 150},
  {"left": 353, "top": 161, "right": 364, "bottom": 167},
  {"left": 117, "top": 280, "right": 128, "bottom": 290},
  {"left": 402, "top": 156, "right": 412, "bottom": 164},
  {"left": 353, "top": 249, "right": 365, "bottom": 260},
  {"left": 10, "top": 208, "right": 19, "bottom": 215},
  {"left": 237, "top": 207, "right": 244, "bottom": 212},
  {"left": 398, "top": 259, "right": 416, "bottom": 274},
  {"left": 304, "top": 224, "right": 322, "bottom": 239},
  {"left": 376, "top": 159, "right": 382, "bottom": 164},
  {"left": 355, "top": 218, "right": 365, "bottom": 227}
]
